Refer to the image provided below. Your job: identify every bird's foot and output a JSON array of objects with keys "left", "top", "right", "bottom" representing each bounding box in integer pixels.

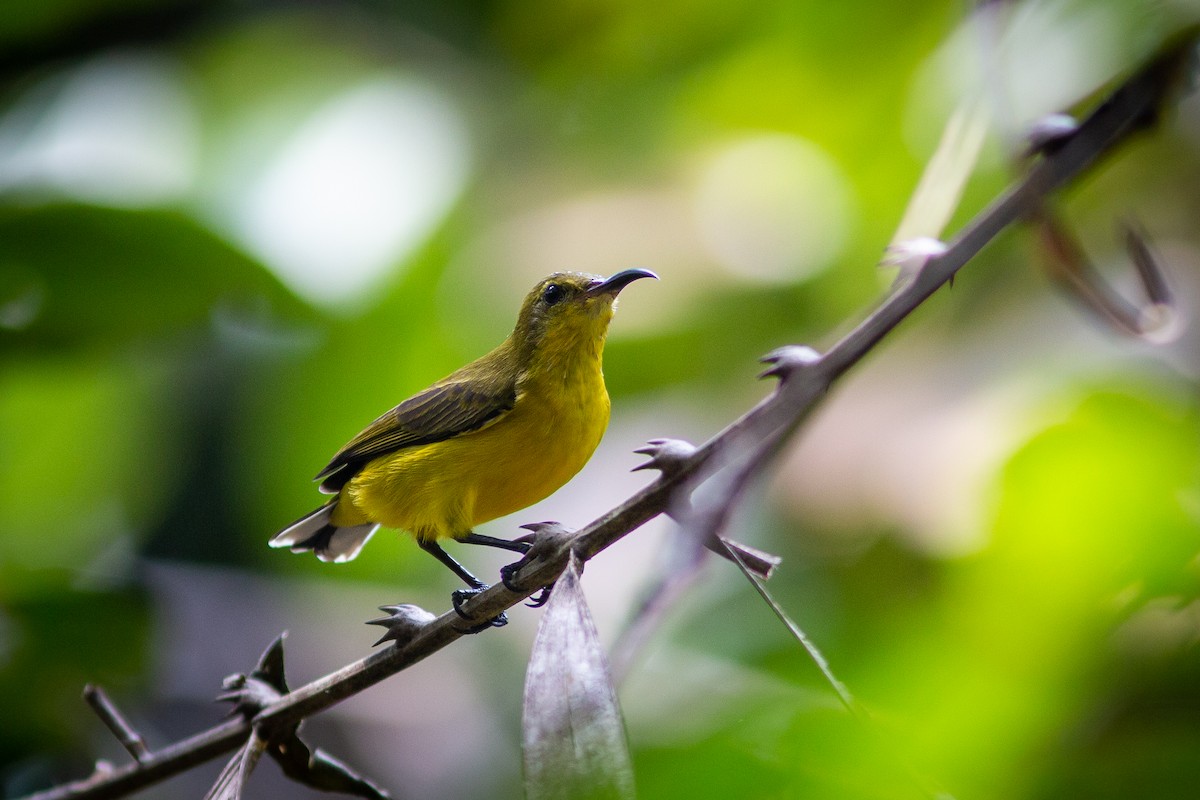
[
  {"left": 366, "top": 603, "right": 437, "bottom": 647},
  {"left": 501, "top": 521, "right": 574, "bottom": 607},
  {"left": 498, "top": 560, "right": 527, "bottom": 592},
  {"left": 498, "top": 560, "right": 554, "bottom": 607},
  {"left": 451, "top": 587, "right": 508, "bottom": 632}
]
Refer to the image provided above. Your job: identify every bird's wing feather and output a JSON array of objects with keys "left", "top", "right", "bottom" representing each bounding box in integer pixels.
[{"left": 315, "top": 376, "right": 517, "bottom": 491}]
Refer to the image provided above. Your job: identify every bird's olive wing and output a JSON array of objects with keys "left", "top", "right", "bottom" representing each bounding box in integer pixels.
[{"left": 315, "top": 379, "right": 517, "bottom": 492}]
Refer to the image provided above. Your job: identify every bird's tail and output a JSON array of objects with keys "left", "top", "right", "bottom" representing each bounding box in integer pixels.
[{"left": 269, "top": 504, "right": 379, "bottom": 563}]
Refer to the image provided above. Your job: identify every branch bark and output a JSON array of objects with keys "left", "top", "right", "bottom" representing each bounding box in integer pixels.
[{"left": 22, "top": 31, "right": 1197, "bottom": 800}]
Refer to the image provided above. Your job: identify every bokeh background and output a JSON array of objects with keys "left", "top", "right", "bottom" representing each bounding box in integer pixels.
[{"left": 4, "top": 1, "right": 1200, "bottom": 798}]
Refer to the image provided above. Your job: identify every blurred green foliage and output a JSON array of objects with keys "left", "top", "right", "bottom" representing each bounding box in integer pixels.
[{"left": 2, "top": 1, "right": 1200, "bottom": 799}]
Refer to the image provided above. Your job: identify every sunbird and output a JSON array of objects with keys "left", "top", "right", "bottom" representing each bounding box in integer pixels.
[{"left": 271, "top": 268, "right": 656, "bottom": 612}]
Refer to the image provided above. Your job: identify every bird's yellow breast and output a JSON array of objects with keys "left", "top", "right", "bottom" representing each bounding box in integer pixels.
[{"left": 332, "top": 351, "right": 610, "bottom": 541}]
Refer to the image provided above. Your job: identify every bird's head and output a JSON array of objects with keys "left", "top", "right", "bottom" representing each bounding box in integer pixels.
[{"left": 511, "top": 268, "right": 657, "bottom": 360}]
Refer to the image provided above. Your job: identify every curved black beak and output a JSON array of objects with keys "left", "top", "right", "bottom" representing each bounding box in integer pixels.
[{"left": 586, "top": 268, "right": 658, "bottom": 297}]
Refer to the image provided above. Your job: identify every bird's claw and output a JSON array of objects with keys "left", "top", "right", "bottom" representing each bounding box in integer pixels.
[
  {"left": 451, "top": 587, "right": 507, "bottom": 632},
  {"left": 525, "top": 583, "right": 554, "bottom": 608},
  {"left": 499, "top": 561, "right": 525, "bottom": 593},
  {"left": 451, "top": 587, "right": 483, "bottom": 613},
  {"left": 366, "top": 603, "right": 437, "bottom": 647},
  {"left": 500, "top": 559, "right": 555, "bottom": 608}
]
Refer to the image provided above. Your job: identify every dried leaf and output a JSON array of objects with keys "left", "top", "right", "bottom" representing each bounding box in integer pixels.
[
  {"left": 203, "top": 735, "right": 267, "bottom": 800},
  {"left": 720, "top": 542, "right": 856, "bottom": 714},
  {"left": 523, "top": 554, "right": 634, "bottom": 800},
  {"left": 213, "top": 632, "right": 392, "bottom": 799},
  {"left": 270, "top": 733, "right": 392, "bottom": 800}
]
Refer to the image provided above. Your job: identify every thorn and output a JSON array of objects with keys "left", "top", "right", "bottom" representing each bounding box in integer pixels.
[
  {"left": 220, "top": 672, "right": 246, "bottom": 692},
  {"left": 251, "top": 633, "right": 289, "bottom": 693},
  {"left": 632, "top": 438, "right": 697, "bottom": 475},
  {"left": 881, "top": 238, "right": 948, "bottom": 286},
  {"left": 217, "top": 675, "right": 282, "bottom": 718},
  {"left": 757, "top": 345, "right": 822, "bottom": 381},
  {"left": 518, "top": 520, "right": 572, "bottom": 537},
  {"left": 515, "top": 521, "right": 576, "bottom": 561},
  {"left": 365, "top": 604, "right": 437, "bottom": 647},
  {"left": 1023, "top": 113, "right": 1080, "bottom": 157},
  {"left": 217, "top": 677, "right": 244, "bottom": 710},
  {"left": 214, "top": 634, "right": 292, "bottom": 717}
]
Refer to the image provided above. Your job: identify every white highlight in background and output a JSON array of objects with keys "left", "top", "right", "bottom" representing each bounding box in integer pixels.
[
  {"left": 0, "top": 53, "right": 198, "bottom": 205},
  {"left": 693, "top": 134, "right": 853, "bottom": 283},
  {"left": 234, "top": 79, "right": 470, "bottom": 309}
]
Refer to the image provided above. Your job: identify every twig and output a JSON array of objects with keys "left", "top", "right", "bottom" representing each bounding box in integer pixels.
[
  {"left": 21, "top": 32, "right": 1197, "bottom": 800},
  {"left": 1036, "top": 210, "right": 1178, "bottom": 339},
  {"left": 81, "top": 686, "right": 151, "bottom": 764}
]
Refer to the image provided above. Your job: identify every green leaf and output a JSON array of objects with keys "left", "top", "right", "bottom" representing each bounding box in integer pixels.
[
  {"left": 0, "top": 584, "right": 150, "bottom": 766},
  {"left": 0, "top": 354, "right": 179, "bottom": 581},
  {"left": 0, "top": 203, "right": 313, "bottom": 351}
]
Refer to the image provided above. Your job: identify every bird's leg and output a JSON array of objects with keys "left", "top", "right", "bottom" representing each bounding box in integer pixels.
[
  {"left": 459, "top": 532, "right": 531, "bottom": 554},
  {"left": 459, "top": 533, "right": 553, "bottom": 608},
  {"left": 418, "top": 539, "right": 507, "bottom": 630},
  {"left": 420, "top": 537, "right": 488, "bottom": 588}
]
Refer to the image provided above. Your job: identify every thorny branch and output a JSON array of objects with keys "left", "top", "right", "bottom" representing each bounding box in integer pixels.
[{"left": 23, "top": 32, "right": 1198, "bottom": 800}]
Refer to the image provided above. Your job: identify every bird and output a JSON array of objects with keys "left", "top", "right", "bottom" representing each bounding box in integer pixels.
[{"left": 270, "top": 268, "right": 656, "bottom": 621}]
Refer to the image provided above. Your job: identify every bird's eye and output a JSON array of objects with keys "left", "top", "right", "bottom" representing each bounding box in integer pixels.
[{"left": 542, "top": 283, "right": 565, "bottom": 306}]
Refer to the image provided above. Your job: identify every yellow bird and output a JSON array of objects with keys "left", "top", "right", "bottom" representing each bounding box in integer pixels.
[{"left": 271, "top": 269, "right": 655, "bottom": 618}]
